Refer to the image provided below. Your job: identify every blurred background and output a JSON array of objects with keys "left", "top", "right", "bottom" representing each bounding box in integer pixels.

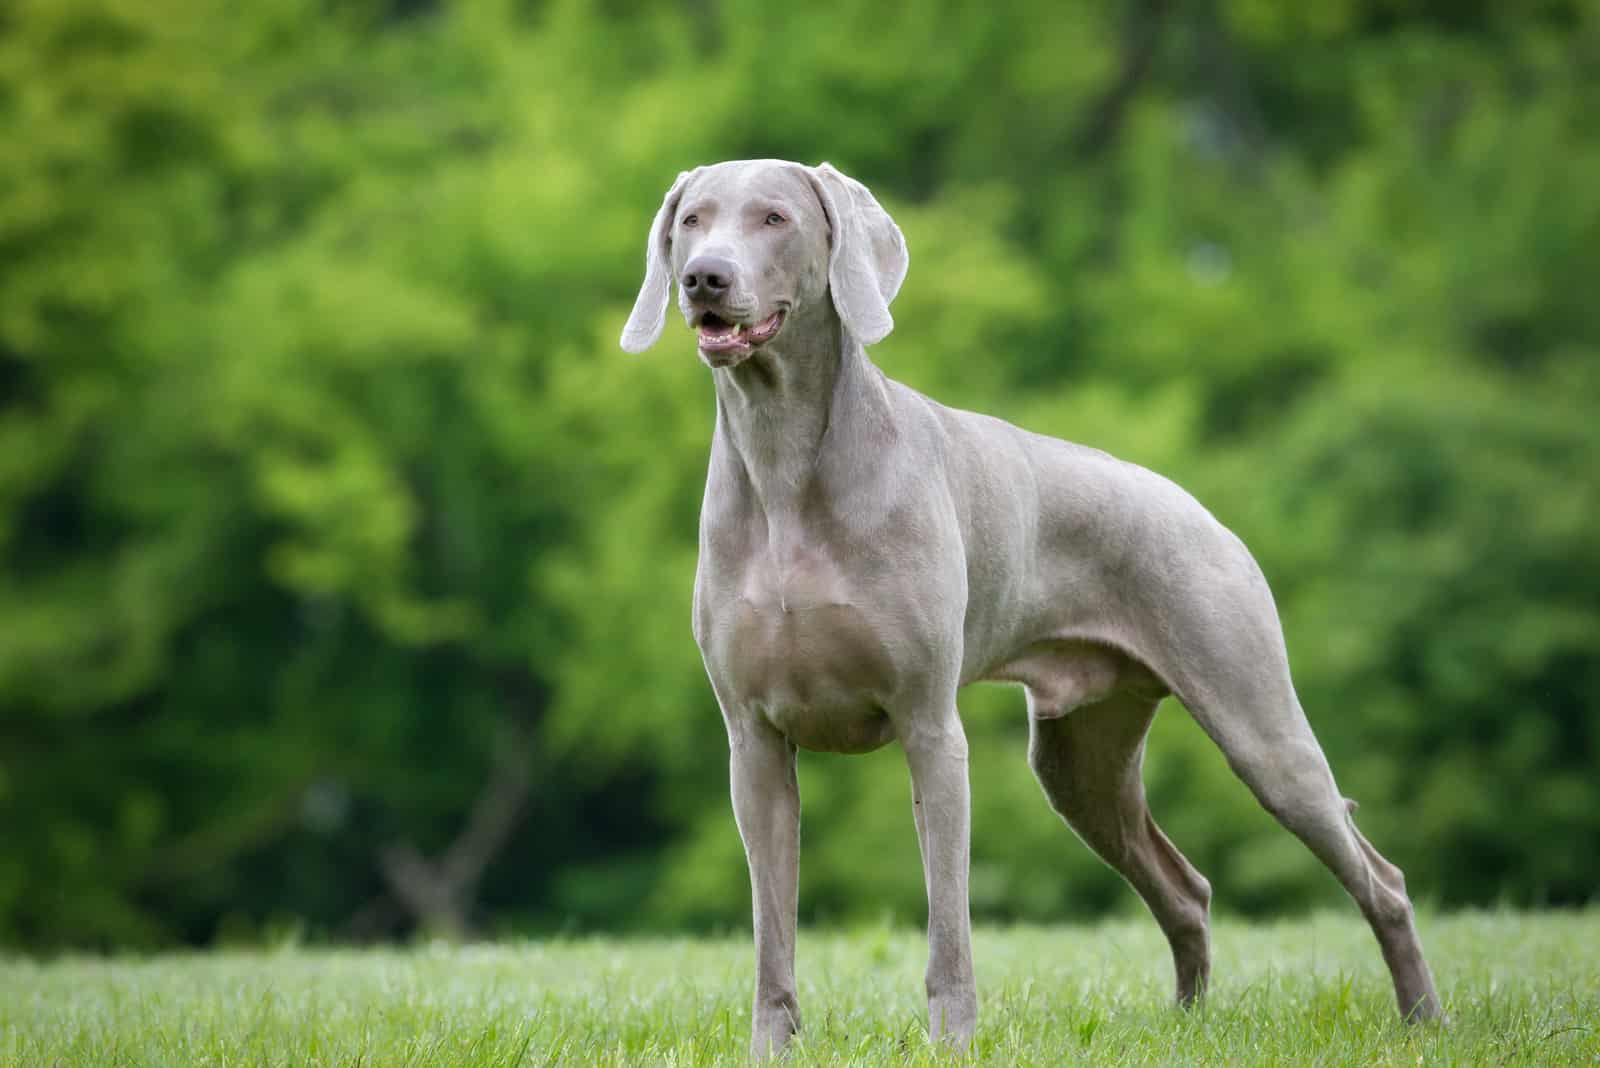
[{"left": 2, "top": 0, "right": 1597, "bottom": 951}]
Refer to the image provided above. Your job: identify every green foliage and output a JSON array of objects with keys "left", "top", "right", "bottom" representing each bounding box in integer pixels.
[{"left": 0, "top": 0, "right": 1596, "bottom": 947}]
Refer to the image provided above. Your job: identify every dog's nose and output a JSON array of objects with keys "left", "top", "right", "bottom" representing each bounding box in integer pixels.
[{"left": 682, "top": 255, "right": 736, "bottom": 301}]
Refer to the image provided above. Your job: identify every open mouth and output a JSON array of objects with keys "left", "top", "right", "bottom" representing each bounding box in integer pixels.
[{"left": 697, "top": 309, "right": 786, "bottom": 362}]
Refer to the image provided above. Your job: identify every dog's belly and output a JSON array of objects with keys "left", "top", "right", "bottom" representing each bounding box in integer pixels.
[{"left": 714, "top": 598, "right": 897, "bottom": 754}]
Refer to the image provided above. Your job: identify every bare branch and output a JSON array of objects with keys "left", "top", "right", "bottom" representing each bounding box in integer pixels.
[
  {"left": 371, "top": 682, "right": 541, "bottom": 938},
  {"left": 1077, "top": 0, "right": 1173, "bottom": 159}
]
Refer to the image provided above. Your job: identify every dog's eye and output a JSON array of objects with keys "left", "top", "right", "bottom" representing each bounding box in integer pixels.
[
  {"left": 765, "top": 212, "right": 786, "bottom": 226},
  {"left": 681, "top": 213, "right": 699, "bottom": 228}
]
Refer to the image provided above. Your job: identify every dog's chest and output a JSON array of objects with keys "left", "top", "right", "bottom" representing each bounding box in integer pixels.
[{"left": 699, "top": 544, "right": 897, "bottom": 753}]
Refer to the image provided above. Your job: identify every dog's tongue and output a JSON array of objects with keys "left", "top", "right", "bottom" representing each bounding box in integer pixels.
[
  {"left": 699, "top": 312, "right": 781, "bottom": 355},
  {"left": 699, "top": 318, "right": 748, "bottom": 354}
]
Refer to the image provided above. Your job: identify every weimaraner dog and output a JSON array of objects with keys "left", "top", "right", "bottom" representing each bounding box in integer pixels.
[{"left": 621, "top": 159, "right": 1442, "bottom": 1056}]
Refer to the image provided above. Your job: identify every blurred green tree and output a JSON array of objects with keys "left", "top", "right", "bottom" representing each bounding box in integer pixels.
[{"left": 0, "top": 0, "right": 1594, "bottom": 947}]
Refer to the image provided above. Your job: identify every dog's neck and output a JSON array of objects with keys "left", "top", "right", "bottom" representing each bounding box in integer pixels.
[{"left": 710, "top": 300, "right": 890, "bottom": 539}]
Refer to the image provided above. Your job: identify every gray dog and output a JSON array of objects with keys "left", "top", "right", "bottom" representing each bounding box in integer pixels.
[{"left": 621, "top": 159, "right": 1441, "bottom": 1056}]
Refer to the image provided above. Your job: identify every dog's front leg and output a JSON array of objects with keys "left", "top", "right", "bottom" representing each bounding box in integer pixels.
[
  {"left": 728, "top": 717, "right": 801, "bottom": 1058},
  {"left": 902, "top": 707, "right": 977, "bottom": 1051}
]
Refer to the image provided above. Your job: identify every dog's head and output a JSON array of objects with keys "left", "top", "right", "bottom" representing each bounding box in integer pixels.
[{"left": 620, "top": 160, "right": 908, "bottom": 367}]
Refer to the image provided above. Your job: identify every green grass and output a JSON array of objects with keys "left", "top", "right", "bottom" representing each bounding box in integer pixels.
[{"left": 3, "top": 911, "right": 1597, "bottom": 1066}]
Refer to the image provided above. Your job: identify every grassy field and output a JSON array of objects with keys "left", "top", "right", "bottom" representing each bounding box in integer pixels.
[{"left": 2, "top": 910, "right": 1596, "bottom": 1066}]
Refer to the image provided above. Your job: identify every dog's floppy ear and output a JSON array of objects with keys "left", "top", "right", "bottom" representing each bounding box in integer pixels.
[
  {"left": 621, "top": 168, "right": 698, "bottom": 353},
  {"left": 805, "top": 162, "right": 908, "bottom": 347}
]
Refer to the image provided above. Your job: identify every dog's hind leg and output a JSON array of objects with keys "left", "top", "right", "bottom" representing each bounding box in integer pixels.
[
  {"left": 1028, "top": 690, "right": 1213, "bottom": 1005},
  {"left": 1185, "top": 680, "right": 1443, "bottom": 1021}
]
